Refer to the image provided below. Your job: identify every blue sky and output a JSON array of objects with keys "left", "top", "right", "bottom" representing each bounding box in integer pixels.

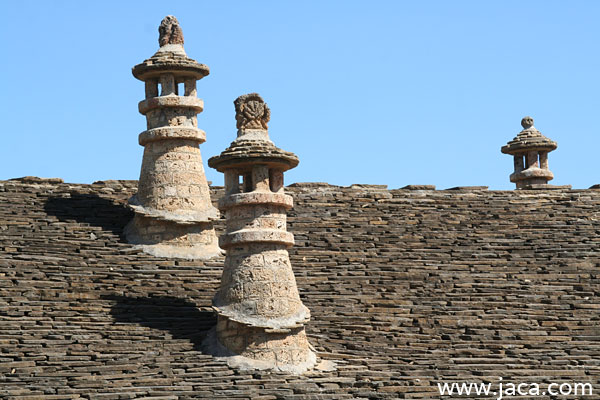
[{"left": 1, "top": 1, "right": 598, "bottom": 189}]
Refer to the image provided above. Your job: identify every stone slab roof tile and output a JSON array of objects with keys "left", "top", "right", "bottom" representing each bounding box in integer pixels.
[{"left": 1, "top": 179, "right": 600, "bottom": 398}]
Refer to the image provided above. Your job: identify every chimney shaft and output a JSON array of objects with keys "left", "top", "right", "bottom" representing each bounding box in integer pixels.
[
  {"left": 205, "top": 93, "right": 316, "bottom": 373},
  {"left": 125, "top": 16, "right": 220, "bottom": 259}
]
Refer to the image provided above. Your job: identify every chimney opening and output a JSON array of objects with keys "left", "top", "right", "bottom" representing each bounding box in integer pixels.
[{"left": 243, "top": 173, "right": 252, "bottom": 193}]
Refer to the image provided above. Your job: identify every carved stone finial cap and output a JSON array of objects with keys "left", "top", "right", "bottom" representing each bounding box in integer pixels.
[
  {"left": 521, "top": 116, "right": 534, "bottom": 129},
  {"left": 501, "top": 115, "right": 557, "bottom": 154},
  {"left": 208, "top": 93, "right": 298, "bottom": 173},
  {"left": 234, "top": 93, "right": 271, "bottom": 130},
  {"left": 159, "top": 15, "right": 184, "bottom": 47},
  {"left": 132, "top": 15, "right": 209, "bottom": 81}
]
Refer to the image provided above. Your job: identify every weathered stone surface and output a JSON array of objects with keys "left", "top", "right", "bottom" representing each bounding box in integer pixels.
[
  {"left": 287, "top": 182, "right": 333, "bottom": 188},
  {"left": 126, "top": 16, "right": 219, "bottom": 260},
  {"left": 158, "top": 15, "right": 184, "bottom": 46},
  {"left": 235, "top": 93, "right": 270, "bottom": 130},
  {"left": 400, "top": 184, "right": 436, "bottom": 190},
  {"left": 10, "top": 176, "right": 64, "bottom": 184},
  {"left": 132, "top": 15, "right": 209, "bottom": 83},
  {"left": 209, "top": 94, "right": 298, "bottom": 173},
  {"left": 521, "top": 183, "right": 572, "bottom": 190},
  {"left": 1, "top": 179, "right": 600, "bottom": 397},
  {"left": 350, "top": 184, "right": 388, "bottom": 190},
  {"left": 446, "top": 186, "right": 489, "bottom": 191},
  {"left": 502, "top": 116, "right": 558, "bottom": 152}
]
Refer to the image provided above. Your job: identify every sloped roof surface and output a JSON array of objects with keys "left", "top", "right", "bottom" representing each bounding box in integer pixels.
[{"left": 1, "top": 179, "right": 600, "bottom": 399}]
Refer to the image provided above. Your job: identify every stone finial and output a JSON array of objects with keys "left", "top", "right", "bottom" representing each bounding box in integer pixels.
[
  {"left": 521, "top": 116, "right": 534, "bottom": 130},
  {"left": 159, "top": 15, "right": 184, "bottom": 46},
  {"left": 234, "top": 93, "right": 270, "bottom": 130}
]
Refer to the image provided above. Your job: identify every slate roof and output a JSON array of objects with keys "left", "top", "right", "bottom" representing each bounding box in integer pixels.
[{"left": 1, "top": 178, "right": 600, "bottom": 399}]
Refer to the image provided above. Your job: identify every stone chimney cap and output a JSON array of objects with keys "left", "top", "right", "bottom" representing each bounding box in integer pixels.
[
  {"left": 208, "top": 93, "right": 299, "bottom": 172},
  {"left": 132, "top": 16, "right": 209, "bottom": 81},
  {"left": 501, "top": 115, "right": 557, "bottom": 154}
]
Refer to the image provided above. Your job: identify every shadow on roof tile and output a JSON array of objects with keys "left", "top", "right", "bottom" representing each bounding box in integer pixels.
[
  {"left": 44, "top": 193, "right": 133, "bottom": 240},
  {"left": 102, "top": 294, "right": 216, "bottom": 351}
]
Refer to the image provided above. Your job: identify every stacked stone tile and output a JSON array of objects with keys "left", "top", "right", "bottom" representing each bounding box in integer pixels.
[
  {"left": 501, "top": 116, "right": 559, "bottom": 189},
  {"left": 2, "top": 178, "right": 600, "bottom": 398},
  {"left": 125, "top": 16, "right": 220, "bottom": 259},
  {"left": 205, "top": 94, "right": 316, "bottom": 373}
]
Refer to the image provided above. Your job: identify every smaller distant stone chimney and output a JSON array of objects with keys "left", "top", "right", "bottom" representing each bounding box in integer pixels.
[
  {"left": 125, "top": 16, "right": 220, "bottom": 259},
  {"left": 205, "top": 93, "right": 316, "bottom": 373},
  {"left": 501, "top": 116, "right": 558, "bottom": 189}
]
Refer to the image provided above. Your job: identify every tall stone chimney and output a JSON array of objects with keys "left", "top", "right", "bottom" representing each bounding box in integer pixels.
[
  {"left": 125, "top": 16, "right": 220, "bottom": 259},
  {"left": 205, "top": 93, "right": 316, "bottom": 373},
  {"left": 501, "top": 116, "right": 558, "bottom": 189}
]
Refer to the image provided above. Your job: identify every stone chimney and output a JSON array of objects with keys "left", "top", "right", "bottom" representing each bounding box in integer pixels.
[
  {"left": 501, "top": 116, "right": 558, "bottom": 189},
  {"left": 125, "top": 16, "right": 220, "bottom": 259},
  {"left": 205, "top": 93, "right": 316, "bottom": 373}
]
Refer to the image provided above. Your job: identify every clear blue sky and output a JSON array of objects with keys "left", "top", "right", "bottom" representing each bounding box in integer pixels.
[{"left": 1, "top": 1, "right": 599, "bottom": 189}]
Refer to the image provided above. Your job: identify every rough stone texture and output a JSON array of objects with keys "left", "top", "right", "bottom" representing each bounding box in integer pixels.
[
  {"left": 1, "top": 179, "right": 600, "bottom": 398},
  {"left": 446, "top": 186, "right": 489, "bottom": 191},
  {"left": 235, "top": 93, "right": 271, "bottom": 130},
  {"left": 400, "top": 184, "right": 436, "bottom": 190},
  {"left": 501, "top": 116, "right": 558, "bottom": 189},
  {"left": 208, "top": 93, "right": 298, "bottom": 172},
  {"left": 10, "top": 176, "right": 64, "bottom": 184},
  {"left": 159, "top": 15, "right": 184, "bottom": 46},
  {"left": 206, "top": 94, "right": 315, "bottom": 373},
  {"left": 126, "top": 16, "right": 219, "bottom": 259}
]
